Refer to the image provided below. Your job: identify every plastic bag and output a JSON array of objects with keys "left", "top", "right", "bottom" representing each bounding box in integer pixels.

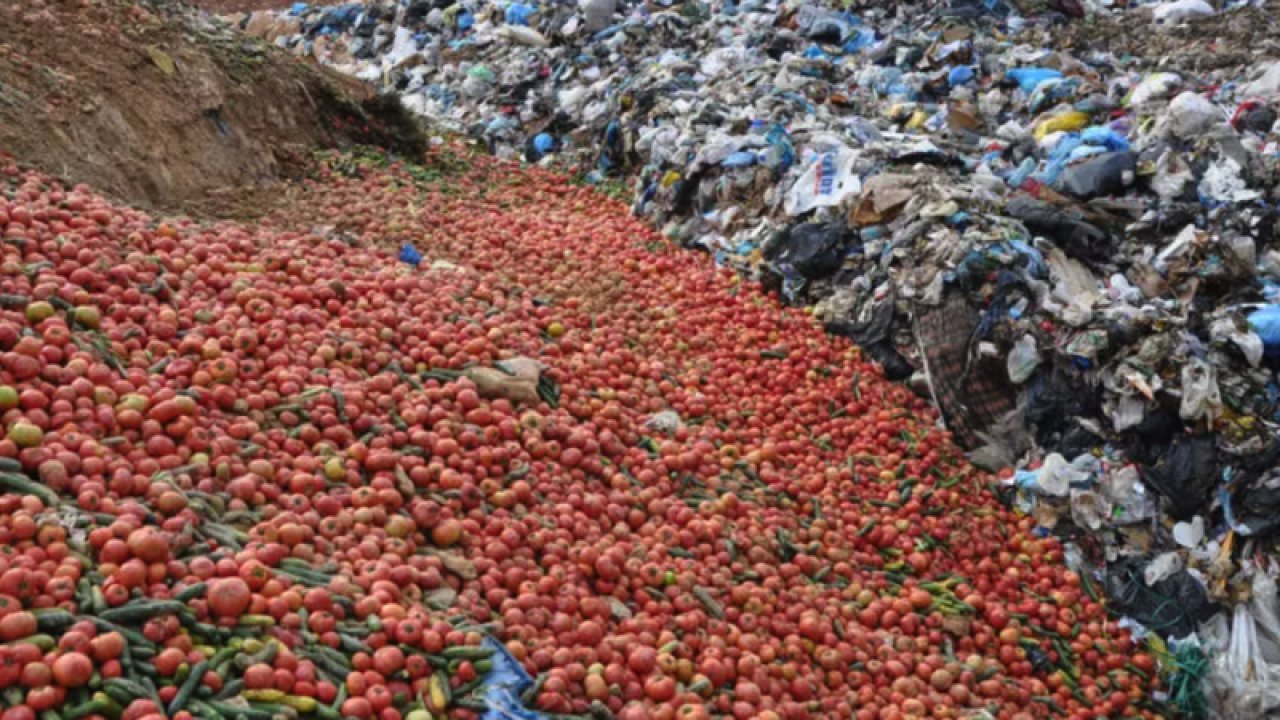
[
  {"left": 783, "top": 147, "right": 861, "bottom": 216},
  {"left": 1200, "top": 157, "right": 1262, "bottom": 204},
  {"left": 399, "top": 243, "right": 423, "bottom": 266},
  {"left": 1252, "top": 573, "right": 1280, "bottom": 665},
  {"left": 480, "top": 635, "right": 551, "bottom": 719},
  {"left": 1206, "top": 605, "right": 1280, "bottom": 719},
  {"left": 1054, "top": 151, "right": 1136, "bottom": 200},
  {"left": 579, "top": 0, "right": 615, "bottom": 33},
  {"left": 1242, "top": 61, "right": 1280, "bottom": 99},
  {"left": 1100, "top": 465, "right": 1156, "bottom": 524},
  {"left": 1180, "top": 358, "right": 1222, "bottom": 424},
  {"left": 766, "top": 223, "right": 848, "bottom": 279},
  {"left": 1233, "top": 470, "right": 1280, "bottom": 536},
  {"left": 1153, "top": 0, "right": 1213, "bottom": 25},
  {"left": 1209, "top": 317, "right": 1263, "bottom": 367},
  {"left": 504, "top": 2, "right": 536, "bottom": 25},
  {"left": 1069, "top": 488, "right": 1110, "bottom": 531},
  {"left": 1105, "top": 557, "right": 1214, "bottom": 639},
  {"left": 1168, "top": 91, "right": 1223, "bottom": 139},
  {"left": 1007, "top": 334, "right": 1039, "bottom": 384},
  {"left": 1033, "top": 110, "right": 1090, "bottom": 141},
  {"left": 1035, "top": 453, "right": 1093, "bottom": 497},
  {"left": 1152, "top": 150, "right": 1193, "bottom": 199},
  {"left": 1140, "top": 434, "right": 1219, "bottom": 520},
  {"left": 1126, "top": 72, "right": 1181, "bottom": 106},
  {"left": 1007, "top": 67, "right": 1062, "bottom": 94},
  {"left": 1248, "top": 306, "right": 1280, "bottom": 356}
]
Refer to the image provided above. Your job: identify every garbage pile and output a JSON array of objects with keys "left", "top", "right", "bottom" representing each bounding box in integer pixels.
[{"left": 223, "top": 0, "right": 1280, "bottom": 714}]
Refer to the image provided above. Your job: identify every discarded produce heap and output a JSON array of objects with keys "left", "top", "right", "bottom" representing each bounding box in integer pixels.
[
  {"left": 226, "top": 0, "right": 1280, "bottom": 704},
  {"left": 0, "top": 145, "right": 1164, "bottom": 719}
]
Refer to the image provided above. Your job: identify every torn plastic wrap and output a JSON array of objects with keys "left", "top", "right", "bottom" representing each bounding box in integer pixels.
[
  {"left": 1140, "top": 433, "right": 1220, "bottom": 520},
  {"left": 1105, "top": 557, "right": 1216, "bottom": 640}
]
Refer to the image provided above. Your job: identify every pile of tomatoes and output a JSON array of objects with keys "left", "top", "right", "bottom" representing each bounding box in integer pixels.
[{"left": 0, "top": 147, "right": 1160, "bottom": 720}]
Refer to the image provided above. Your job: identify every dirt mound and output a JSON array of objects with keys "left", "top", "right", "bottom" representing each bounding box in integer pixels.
[
  {"left": 191, "top": 0, "right": 337, "bottom": 12},
  {"left": 0, "top": 0, "right": 421, "bottom": 212}
]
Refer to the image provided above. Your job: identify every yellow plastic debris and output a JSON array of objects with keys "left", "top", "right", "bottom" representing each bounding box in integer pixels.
[{"left": 1033, "top": 111, "right": 1090, "bottom": 141}]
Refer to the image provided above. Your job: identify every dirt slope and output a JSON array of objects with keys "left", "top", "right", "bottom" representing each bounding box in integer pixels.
[{"left": 0, "top": 0, "right": 420, "bottom": 212}]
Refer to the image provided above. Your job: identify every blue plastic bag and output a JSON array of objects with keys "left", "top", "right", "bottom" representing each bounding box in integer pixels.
[
  {"left": 843, "top": 27, "right": 876, "bottom": 53},
  {"left": 481, "top": 636, "right": 549, "bottom": 720},
  {"left": 1081, "top": 125, "right": 1130, "bottom": 152},
  {"left": 504, "top": 2, "right": 536, "bottom": 25},
  {"left": 533, "top": 133, "right": 556, "bottom": 155},
  {"left": 1007, "top": 67, "right": 1063, "bottom": 94},
  {"left": 948, "top": 65, "right": 976, "bottom": 87},
  {"left": 399, "top": 244, "right": 423, "bottom": 267},
  {"left": 1249, "top": 306, "right": 1280, "bottom": 356}
]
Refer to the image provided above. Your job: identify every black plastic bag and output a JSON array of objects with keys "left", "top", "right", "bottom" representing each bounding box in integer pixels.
[
  {"left": 1139, "top": 433, "right": 1219, "bottom": 520},
  {"left": 1005, "top": 195, "right": 1112, "bottom": 263},
  {"left": 1118, "top": 403, "right": 1180, "bottom": 466},
  {"left": 1105, "top": 557, "right": 1216, "bottom": 640},
  {"left": 1054, "top": 151, "right": 1136, "bottom": 200},
  {"left": 1024, "top": 369, "right": 1103, "bottom": 451},
  {"left": 767, "top": 223, "right": 848, "bottom": 279},
  {"left": 1236, "top": 478, "right": 1280, "bottom": 536}
]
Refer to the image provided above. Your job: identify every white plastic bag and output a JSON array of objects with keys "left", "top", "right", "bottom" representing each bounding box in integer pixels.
[
  {"left": 1252, "top": 573, "right": 1280, "bottom": 665},
  {"left": 1168, "top": 91, "right": 1223, "bottom": 139},
  {"left": 1200, "top": 157, "right": 1262, "bottom": 204},
  {"left": 1242, "top": 62, "right": 1280, "bottom": 99},
  {"left": 1035, "top": 453, "right": 1093, "bottom": 497},
  {"left": 783, "top": 148, "right": 861, "bottom": 216},
  {"left": 497, "top": 25, "right": 549, "bottom": 47},
  {"left": 1007, "top": 334, "right": 1040, "bottom": 384},
  {"left": 579, "top": 0, "right": 616, "bottom": 33},
  {"left": 1152, "top": 0, "right": 1214, "bottom": 25},
  {"left": 1207, "top": 605, "right": 1280, "bottom": 718},
  {"left": 1153, "top": 150, "right": 1193, "bottom": 199},
  {"left": 1210, "top": 317, "right": 1264, "bottom": 368},
  {"left": 1180, "top": 358, "right": 1222, "bottom": 423},
  {"left": 1127, "top": 72, "right": 1181, "bottom": 106}
]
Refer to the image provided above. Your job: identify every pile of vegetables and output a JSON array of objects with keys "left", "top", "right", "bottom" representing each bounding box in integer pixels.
[{"left": 0, "top": 147, "right": 1161, "bottom": 720}]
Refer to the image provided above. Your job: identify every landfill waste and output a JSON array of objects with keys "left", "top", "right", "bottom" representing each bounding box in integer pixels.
[{"left": 214, "top": 0, "right": 1280, "bottom": 714}]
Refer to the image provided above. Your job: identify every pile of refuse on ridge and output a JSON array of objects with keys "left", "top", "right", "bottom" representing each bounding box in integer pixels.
[{"left": 221, "top": 0, "right": 1280, "bottom": 714}]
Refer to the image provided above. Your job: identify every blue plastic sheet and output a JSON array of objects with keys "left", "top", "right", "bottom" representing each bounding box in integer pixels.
[
  {"left": 1007, "top": 67, "right": 1063, "bottom": 94},
  {"left": 480, "top": 636, "right": 549, "bottom": 720},
  {"left": 721, "top": 151, "right": 758, "bottom": 167},
  {"left": 1081, "top": 125, "right": 1130, "bottom": 152},
  {"left": 504, "top": 2, "right": 536, "bottom": 25},
  {"left": 843, "top": 28, "right": 876, "bottom": 53},
  {"left": 1249, "top": 306, "right": 1280, "bottom": 356},
  {"left": 948, "top": 65, "right": 976, "bottom": 87},
  {"left": 399, "top": 244, "right": 423, "bottom": 266}
]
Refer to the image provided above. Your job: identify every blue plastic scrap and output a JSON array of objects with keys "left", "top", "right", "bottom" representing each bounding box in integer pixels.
[
  {"left": 505, "top": 2, "right": 537, "bottom": 25},
  {"left": 1081, "top": 125, "right": 1130, "bottom": 152},
  {"left": 843, "top": 27, "right": 877, "bottom": 54},
  {"left": 480, "top": 636, "right": 550, "bottom": 720},
  {"left": 399, "top": 244, "right": 423, "bottom": 266},
  {"left": 948, "top": 65, "right": 976, "bottom": 87},
  {"left": 1007, "top": 67, "right": 1063, "bottom": 94},
  {"left": 1248, "top": 305, "right": 1280, "bottom": 355}
]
